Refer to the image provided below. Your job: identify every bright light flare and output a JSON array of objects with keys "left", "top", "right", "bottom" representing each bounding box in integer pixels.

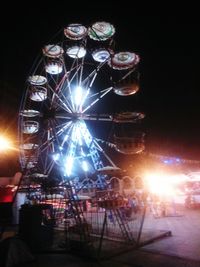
[
  {"left": 73, "top": 86, "right": 89, "bottom": 112},
  {"left": 74, "top": 86, "right": 83, "bottom": 110},
  {"left": 0, "top": 135, "right": 15, "bottom": 152},
  {"left": 82, "top": 161, "right": 88, "bottom": 172},
  {"left": 144, "top": 172, "right": 187, "bottom": 198},
  {"left": 52, "top": 153, "right": 60, "bottom": 161},
  {"left": 65, "top": 156, "right": 74, "bottom": 176}
]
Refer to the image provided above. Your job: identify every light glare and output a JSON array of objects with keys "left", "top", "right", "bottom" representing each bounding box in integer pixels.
[
  {"left": 143, "top": 172, "right": 186, "bottom": 198},
  {"left": 65, "top": 156, "right": 73, "bottom": 176},
  {"left": 82, "top": 161, "right": 88, "bottom": 172},
  {"left": 0, "top": 135, "right": 11, "bottom": 151},
  {"left": 74, "top": 86, "right": 83, "bottom": 109}
]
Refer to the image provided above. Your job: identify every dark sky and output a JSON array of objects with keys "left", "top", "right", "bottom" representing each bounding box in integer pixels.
[{"left": 1, "top": 3, "right": 200, "bottom": 176}]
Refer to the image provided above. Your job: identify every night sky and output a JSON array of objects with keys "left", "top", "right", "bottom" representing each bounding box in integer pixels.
[{"left": 1, "top": 3, "right": 200, "bottom": 175}]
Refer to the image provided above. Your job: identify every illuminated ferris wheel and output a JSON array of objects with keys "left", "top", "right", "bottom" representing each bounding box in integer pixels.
[{"left": 18, "top": 21, "right": 145, "bottom": 190}]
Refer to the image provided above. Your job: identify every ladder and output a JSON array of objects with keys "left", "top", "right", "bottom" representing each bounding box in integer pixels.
[
  {"left": 113, "top": 208, "right": 135, "bottom": 243},
  {"left": 64, "top": 179, "right": 90, "bottom": 243}
]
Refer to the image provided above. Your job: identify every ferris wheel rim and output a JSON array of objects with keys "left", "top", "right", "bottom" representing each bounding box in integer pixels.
[{"left": 18, "top": 21, "right": 143, "bottom": 190}]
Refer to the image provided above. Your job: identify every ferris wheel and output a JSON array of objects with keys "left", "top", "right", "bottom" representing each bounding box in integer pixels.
[{"left": 18, "top": 21, "right": 145, "bottom": 190}]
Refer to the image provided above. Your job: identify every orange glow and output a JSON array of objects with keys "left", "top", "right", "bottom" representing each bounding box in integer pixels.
[
  {"left": 0, "top": 135, "right": 11, "bottom": 151},
  {"left": 0, "top": 135, "right": 18, "bottom": 152},
  {"left": 144, "top": 172, "right": 188, "bottom": 198}
]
